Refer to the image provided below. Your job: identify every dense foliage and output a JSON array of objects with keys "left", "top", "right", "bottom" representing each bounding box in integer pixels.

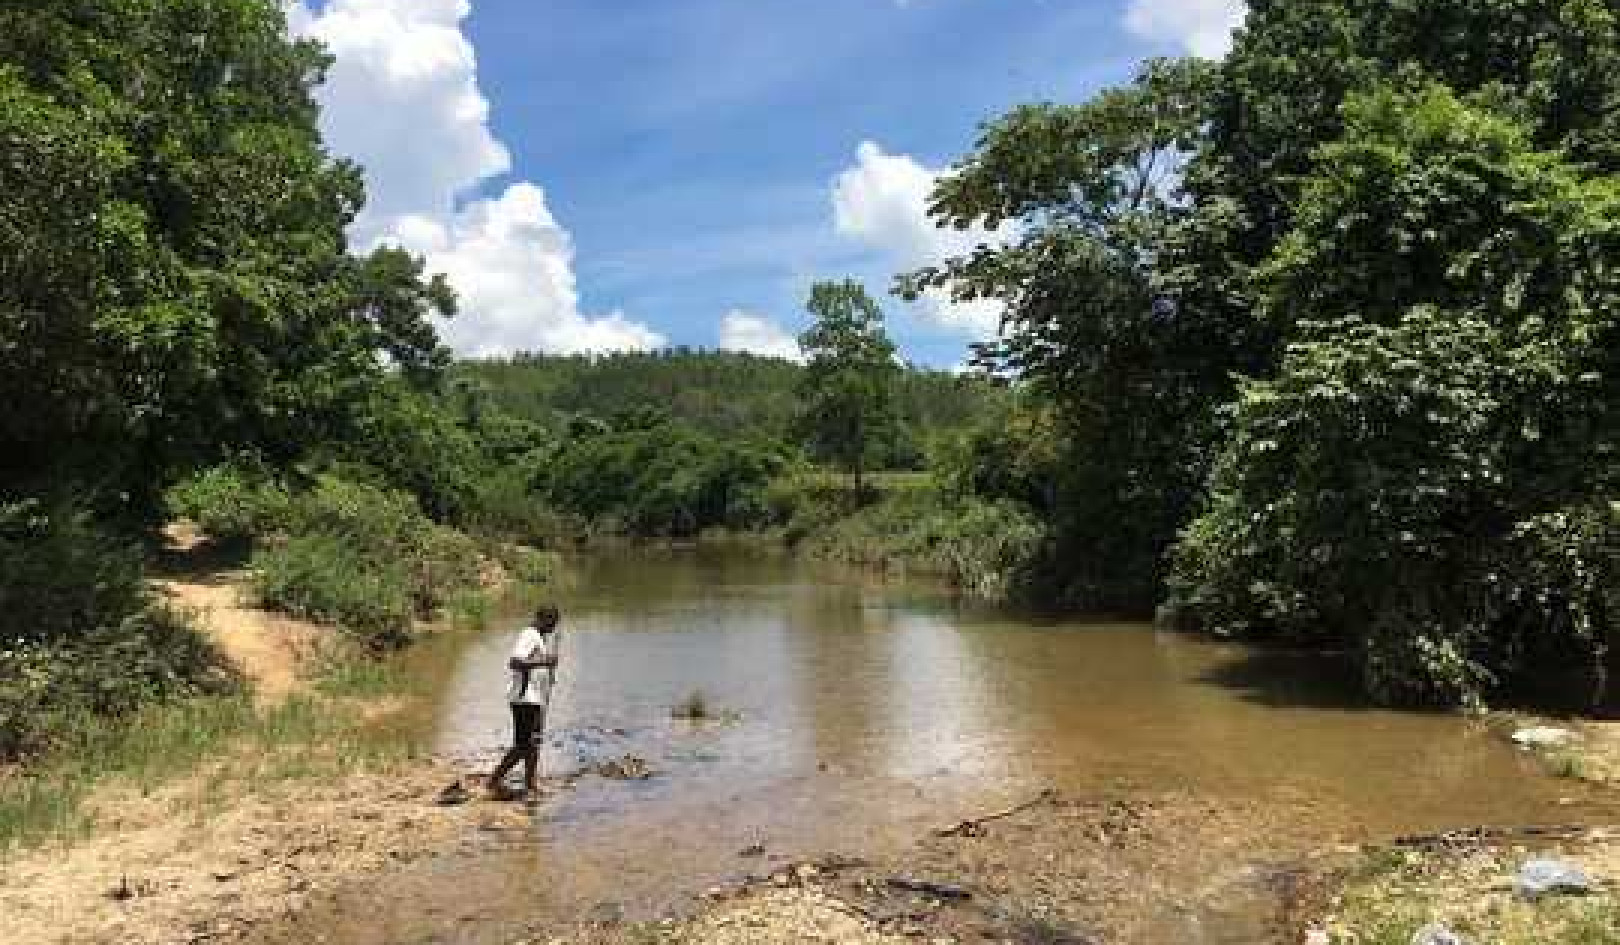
[
  {"left": 903, "top": 57, "right": 1228, "bottom": 612},
  {"left": 535, "top": 420, "right": 792, "bottom": 537},
  {"left": 249, "top": 477, "right": 483, "bottom": 650},
  {"left": 915, "top": 0, "right": 1619, "bottom": 705},
  {"left": 0, "top": 0, "right": 452, "bottom": 525},
  {"left": 0, "top": 0, "right": 459, "bottom": 754},
  {"left": 0, "top": 503, "right": 237, "bottom": 759},
  {"left": 794, "top": 487, "right": 1048, "bottom": 602},
  {"left": 457, "top": 348, "right": 997, "bottom": 472}
]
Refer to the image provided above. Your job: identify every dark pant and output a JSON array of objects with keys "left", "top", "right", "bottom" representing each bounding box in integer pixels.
[
  {"left": 510, "top": 702, "right": 545, "bottom": 748},
  {"left": 490, "top": 703, "right": 545, "bottom": 791}
]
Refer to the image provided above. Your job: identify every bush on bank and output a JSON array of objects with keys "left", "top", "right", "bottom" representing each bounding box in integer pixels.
[
  {"left": 1167, "top": 311, "right": 1618, "bottom": 709},
  {"left": 166, "top": 464, "right": 293, "bottom": 544},
  {"left": 537, "top": 420, "right": 791, "bottom": 537},
  {"left": 1166, "top": 86, "right": 1620, "bottom": 710},
  {"left": 0, "top": 502, "right": 238, "bottom": 761},
  {"left": 256, "top": 477, "right": 482, "bottom": 650},
  {"left": 170, "top": 469, "right": 486, "bottom": 650},
  {"left": 791, "top": 483, "right": 1049, "bottom": 602}
]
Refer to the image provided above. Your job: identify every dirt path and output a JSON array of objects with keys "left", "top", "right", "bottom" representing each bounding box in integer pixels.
[{"left": 155, "top": 572, "right": 319, "bottom": 706}]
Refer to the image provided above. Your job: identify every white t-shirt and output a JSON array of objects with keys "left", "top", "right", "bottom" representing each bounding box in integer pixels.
[{"left": 507, "top": 625, "right": 556, "bottom": 706}]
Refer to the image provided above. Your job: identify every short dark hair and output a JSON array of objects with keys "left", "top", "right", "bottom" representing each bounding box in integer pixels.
[{"left": 534, "top": 605, "right": 560, "bottom": 631}]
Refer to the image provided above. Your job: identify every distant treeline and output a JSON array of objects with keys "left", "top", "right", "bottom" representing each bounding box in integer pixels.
[{"left": 455, "top": 349, "right": 999, "bottom": 463}]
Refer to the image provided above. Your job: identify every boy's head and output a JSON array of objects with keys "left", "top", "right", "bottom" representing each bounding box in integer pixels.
[{"left": 534, "top": 605, "right": 561, "bottom": 634}]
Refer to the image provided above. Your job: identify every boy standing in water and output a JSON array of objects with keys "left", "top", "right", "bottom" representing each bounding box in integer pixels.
[{"left": 487, "top": 606, "right": 561, "bottom": 800}]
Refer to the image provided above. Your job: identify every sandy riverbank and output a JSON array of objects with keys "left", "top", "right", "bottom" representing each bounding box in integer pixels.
[{"left": 1, "top": 562, "right": 540, "bottom": 945}]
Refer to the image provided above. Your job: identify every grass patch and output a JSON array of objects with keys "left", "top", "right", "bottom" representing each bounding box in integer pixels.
[
  {"left": 1548, "top": 749, "right": 1590, "bottom": 780},
  {"left": 671, "top": 689, "right": 715, "bottom": 720},
  {"left": 1331, "top": 846, "right": 1620, "bottom": 945},
  {"left": 0, "top": 650, "right": 429, "bottom": 856},
  {"left": 670, "top": 689, "right": 742, "bottom": 723}
]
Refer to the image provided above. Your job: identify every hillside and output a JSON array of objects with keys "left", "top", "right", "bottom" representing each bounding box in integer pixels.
[{"left": 454, "top": 350, "right": 1001, "bottom": 447}]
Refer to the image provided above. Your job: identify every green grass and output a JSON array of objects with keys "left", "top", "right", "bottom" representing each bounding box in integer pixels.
[
  {"left": 1548, "top": 749, "right": 1590, "bottom": 779},
  {"left": 1333, "top": 849, "right": 1620, "bottom": 945},
  {"left": 0, "top": 653, "right": 431, "bottom": 856}
]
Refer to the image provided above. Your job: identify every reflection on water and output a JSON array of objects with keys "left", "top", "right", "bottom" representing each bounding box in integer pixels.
[{"left": 265, "top": 544, "right": 1615, "bottom": 943}]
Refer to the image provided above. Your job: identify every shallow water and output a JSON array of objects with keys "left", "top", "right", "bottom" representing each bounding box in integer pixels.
[{"left": 265, "top": 544, "right": 1616, "bottom": 942}]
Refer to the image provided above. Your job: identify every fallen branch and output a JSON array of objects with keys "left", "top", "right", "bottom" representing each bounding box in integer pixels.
[
  {"left": 933, "top": 788, "right": 1058, "bottom": 838},
  {"left": 1393, "top": 824, "right": 1605, "bottom": 850},
  {"left": 886, "top": 876, "right": 972, "bottom": 900}
]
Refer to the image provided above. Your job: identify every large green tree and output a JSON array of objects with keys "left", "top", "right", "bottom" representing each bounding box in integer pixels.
[
  {"left": 902, "top": 58, "right": 1224, "bottom": 611},
  {"left": 1169, "top": 84, "right": 1618, "bottom": 707},
  {"left": 795, "top": 281, "right": 900, "bottom": 496},
  {"left": 913, "top": 0, "right": 1617, "bottom": 705},
  {"left": 0, "top": 0, "right": 454, "bottom": 524}
]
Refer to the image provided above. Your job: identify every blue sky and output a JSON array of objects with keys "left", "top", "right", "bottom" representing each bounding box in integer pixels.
[{"left": 292, "top": 0, "right": 1242, "bottom": 366}]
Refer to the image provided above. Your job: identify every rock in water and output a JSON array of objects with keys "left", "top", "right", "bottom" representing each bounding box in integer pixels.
[
  {"left": 1410, "top": 924, "right": 1469, "bottom": 945},
  {"left": 1511, "top": 726, "right": 1576, "bottom": 749},
  {"left": 594, "top": 754, "right": 655, "bottom": 780},
  {"left": 1515, "top": 858, "right": 1594, "bottom": 899}
]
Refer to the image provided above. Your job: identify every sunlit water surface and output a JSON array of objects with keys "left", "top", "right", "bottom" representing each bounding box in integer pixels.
[{"left": 260, "top": 545, "right": 1615, "bottom": 943}]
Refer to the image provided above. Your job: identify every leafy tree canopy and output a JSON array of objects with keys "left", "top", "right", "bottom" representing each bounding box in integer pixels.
[
  {"left": 795, "top": 281, "right": 901, "bottom": 493},
  {"left": 0, "top": 0, "right": 454, "bottom": 524}
]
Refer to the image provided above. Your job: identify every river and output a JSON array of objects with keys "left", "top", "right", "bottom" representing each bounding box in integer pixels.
[{"left": 260, "top": 544, "right": 1616, "bottom": 943}]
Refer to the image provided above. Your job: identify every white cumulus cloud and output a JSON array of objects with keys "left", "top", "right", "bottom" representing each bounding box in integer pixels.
[
  {"left": 290, "top": 0, "right": 663, "bottom": 355},
  {"left": 1124, "top": 0, "right": 1246, "bottom": 59},
  {"left": 718, "top": 311, "right": 804, "bottom": 362},
  {"left": 831, "top": 141, "right": 1013, "bottom": 337}
]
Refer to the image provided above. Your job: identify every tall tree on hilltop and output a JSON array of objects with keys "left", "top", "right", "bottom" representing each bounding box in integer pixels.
[{"left": 795, "top": 281, "right": 898, "bottom": 497}]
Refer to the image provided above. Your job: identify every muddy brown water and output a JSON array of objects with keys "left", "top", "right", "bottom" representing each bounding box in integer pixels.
[{"left": 261, "top": 545, "right": 1617, "bottom": 943}]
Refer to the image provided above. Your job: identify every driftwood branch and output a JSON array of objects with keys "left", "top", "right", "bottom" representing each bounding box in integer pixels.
[
  {"left": 885, "top": 877, "right": 972, "bottom": 900},
  {"left": 933, "top": 788, "right": 1057, "bottom": 838},
  {"left": 1393, "top": 824, "right": 1608, "bottom": 849}
]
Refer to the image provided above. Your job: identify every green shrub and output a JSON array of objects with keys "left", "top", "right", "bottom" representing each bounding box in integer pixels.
[
  {"left": 0, "top": 501, "right": 145, "bottom": 647},
  {"left": 1168, "top": 309, "right": 1616, "bottom": 708},
  {"left": 0, "top": 503, "right": 237, "bottom": 760},
  {"left": 462, "top": 464, "right": 571, "bottom": 545},
  {"left": 252, "top": 534, "right": 415, "bottom": 648},
  {"left": 539, "top": 422, "right": 789, "bottom": 537},
  {"left": 493, "top": 544, "right": 561, "bottom": 586},
  {"left": 796, "top": 488, "right": 1049, "bottom": 601},
  {"left": 165, "top": 465, "right": 292, "bottom": 542},
  {"left": 248, "top": 476, "right": 483, "bottom": 649}
]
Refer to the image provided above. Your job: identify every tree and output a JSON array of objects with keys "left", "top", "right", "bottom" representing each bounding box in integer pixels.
[
  {"left": 795, "top": 281, "right": 899, "bottom": 497},
  {"left": 900, "top": 57, "right": 1225, "bottom": 611},
  {"left": 909, "top": 0, "right": 1618, "bottom": 705},
  {"left": 1167, "top": 85, "right": 1619, "bottom": 708},
  {"left": 0, "top": 0, "right": 453, "bottom": 525}
]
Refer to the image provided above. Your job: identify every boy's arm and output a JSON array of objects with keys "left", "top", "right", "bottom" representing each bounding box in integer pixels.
[{"left": 509, "top": 642, "right": 558, "bottom": 670}]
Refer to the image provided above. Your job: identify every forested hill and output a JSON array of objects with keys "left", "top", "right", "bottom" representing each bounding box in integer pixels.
[{"left": 455, "top": 350, "right": 999, "bottom": 445}]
